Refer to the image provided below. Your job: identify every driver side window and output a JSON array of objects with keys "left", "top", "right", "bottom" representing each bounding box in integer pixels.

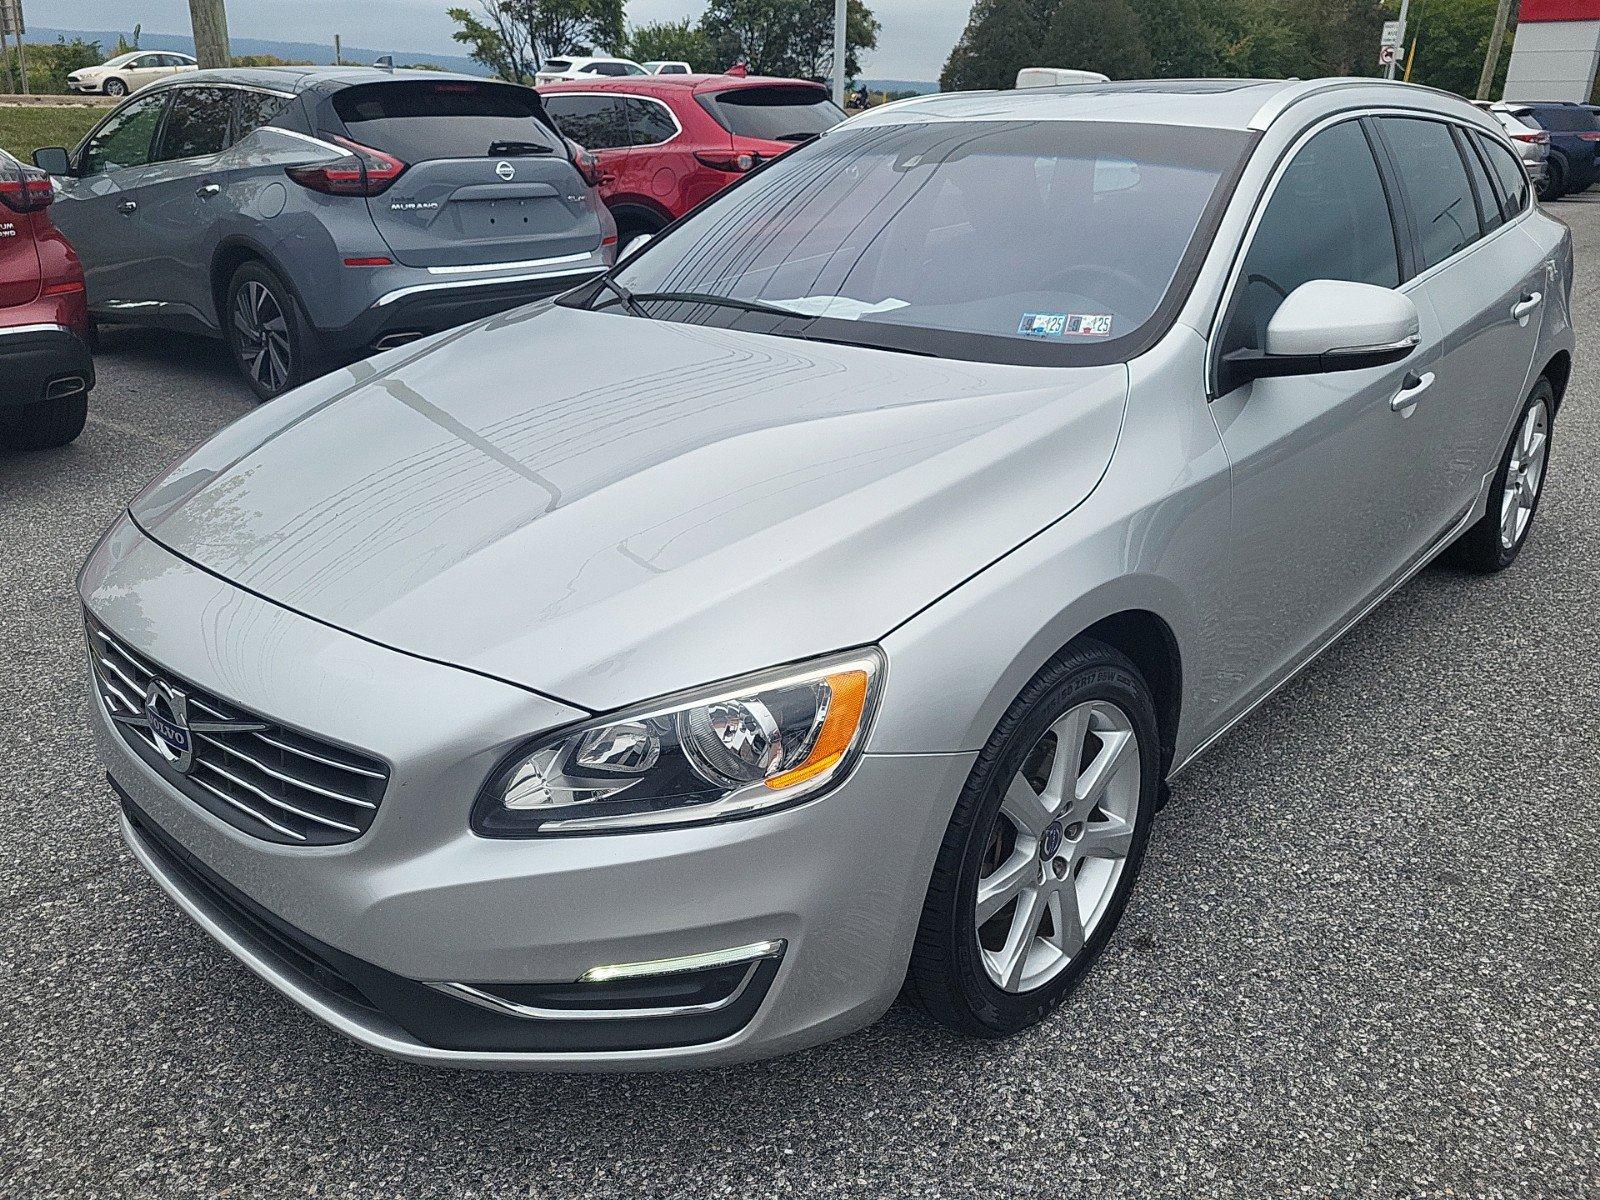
[
  {"left": 80, "top": 94, "right": 168, "bottom": 176},
  {"left": 1220, "top": 120, "right": 1402, "bottom": 361}
]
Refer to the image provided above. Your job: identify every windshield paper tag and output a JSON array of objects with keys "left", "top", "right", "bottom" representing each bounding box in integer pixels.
[{"left": 1018, "top": 313, "right": 1113, "bottom": 338}]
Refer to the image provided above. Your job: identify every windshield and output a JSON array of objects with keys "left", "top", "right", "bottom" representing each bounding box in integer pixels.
[
  {"left": 103, "top": 52, "right": 138, "bottom": 67},
  {"left": 597, "top": 120, "right": 1249, "bottom": 365}
]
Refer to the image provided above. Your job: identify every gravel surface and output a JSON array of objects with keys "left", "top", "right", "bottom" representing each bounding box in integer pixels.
[{"left": 3, "top": 202, "right": 1597, "bottom": 1200}]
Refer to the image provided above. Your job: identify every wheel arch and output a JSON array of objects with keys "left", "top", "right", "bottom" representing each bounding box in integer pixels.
[
  {"left": 209, "top": 237, "right": 312, "bottom": 336},
  {"left": 876, "top": 568, "right": 1198, "bottom": 781},
  {"left": 1074, "top": 610, "right": 1182, "bottom": 780},
  {"left": 1540, "top": 349, "right": 1571, "bottom": 414},
  {"left": 607, "top": 198, "right": 673, "bottom": 234}
]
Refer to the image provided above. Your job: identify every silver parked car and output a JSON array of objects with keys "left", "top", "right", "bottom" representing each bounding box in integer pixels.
[
  {"left": 1480, "top": 102, "right": 1552, "bottom": 199},
  {"left": 81, "top": 79, "right": 1573, "bottom": 1070}
]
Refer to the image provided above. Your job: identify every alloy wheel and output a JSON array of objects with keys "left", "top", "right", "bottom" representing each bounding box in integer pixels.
[
  {"left": 1501, "top": 399, "right": 1550, "bottom": 550},
  {"left": 233, "top": 280, "right": 293, "bottom": 394},
  {"left": 975, "top": 700, "right": 1141, "bottom": 993}
]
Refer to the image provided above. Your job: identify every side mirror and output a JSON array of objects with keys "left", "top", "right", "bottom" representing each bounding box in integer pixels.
[
  {"left": 1219, "top": 279, "right": 1418, "bottom": 394},
  {"left": 32, "top": 146, "right": 72, "bottom": 176}
]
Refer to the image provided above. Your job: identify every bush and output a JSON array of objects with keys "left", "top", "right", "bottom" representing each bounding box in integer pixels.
[{"left": 3, "top": 38, "right": 104, "bottom": 95}]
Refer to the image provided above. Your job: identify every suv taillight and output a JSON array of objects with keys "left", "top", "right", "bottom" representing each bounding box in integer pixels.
[
  {"left": 1513, "top": 131, "right": 1550, "bottom": 145},
  {"left": 0, "top": 165, "right": 54, "bottom": 213},
  {"left": 694, "top": 150, "right": 759, "bottom": 173},
  {"left": 564, "top": 138, "right": 606, "bottom": 187},
  {"left": 285, "top": 135, "right": 407, "bottom": 196}
]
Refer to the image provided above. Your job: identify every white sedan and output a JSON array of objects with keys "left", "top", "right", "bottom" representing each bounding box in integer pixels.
[{"left": 66, "top": 51, "right": 197, "bottom": 97}]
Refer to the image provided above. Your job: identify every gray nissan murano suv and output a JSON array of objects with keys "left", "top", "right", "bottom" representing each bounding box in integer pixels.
[
  {"left": 34, "top": 66, "right": 615, "bottom": 399},
  {"left": 81, "top": 79, "right": 1574, "bottom": 1071}
]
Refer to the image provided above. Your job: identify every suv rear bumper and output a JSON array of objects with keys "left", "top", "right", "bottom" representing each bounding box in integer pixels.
[
  {"left": 0, "top": 323, "right": 94, "bottom": 408},
  {"left": 324, "top": 263, "right": 607, "bottom": 356}
]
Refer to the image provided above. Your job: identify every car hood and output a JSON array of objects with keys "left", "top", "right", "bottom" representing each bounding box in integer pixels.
[{"left": 133, "top": 303, "right": 1127, "bottom": 711}]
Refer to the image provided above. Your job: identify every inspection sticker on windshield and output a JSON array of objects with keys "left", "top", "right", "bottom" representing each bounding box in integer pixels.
[{"left": 1018, "top": 313, "right": 1113, "bottom": 338}]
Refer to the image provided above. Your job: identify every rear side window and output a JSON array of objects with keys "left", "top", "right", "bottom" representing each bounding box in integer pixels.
[
  {"left": 622, "top": 97, "right": 677, "bottom": 146},
  {"left": 331, "top": 81, "right": 561, "bottom": 161},
  {"left": 1220, "top": 120, "right": 1400, "bottom": 359},
  {"left": 155, "top": 86, "right": 233, "bottom": 161},
  {"left": 1379, "top": 117, "right": 1481, "bottom": 271},
  {"left": 583, "top": 62, "right": 642, "bottom": 76},
  {"left": 234, "top": 90, "right": 294, "bottom": 140},
  {"left": 542, "top": 94, "right": 629, "bottom": 150},
  {"left": 1457, "top": 129, "right": 1505, "bottom": 234},
  {"left": 706, "top": 86, "right": 845, "bottom": 142},
  {"left": 80, "top": 94, "right": 167, "bottom": 175},
  {"left": 1478, "top": 133, "right": 1530, "bottom": 218}
]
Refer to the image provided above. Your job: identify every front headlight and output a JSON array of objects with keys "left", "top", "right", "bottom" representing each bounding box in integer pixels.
[{"left": 473, "top": 648, "right": 884, "bottom": 836}]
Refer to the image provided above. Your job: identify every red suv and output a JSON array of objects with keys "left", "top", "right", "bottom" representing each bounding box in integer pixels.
[
  {"left": 538, "top": 73, "right": 845, "bottom": 251},
  {"left": 1, "top": 150, "right": 93, "bottom": 449}
]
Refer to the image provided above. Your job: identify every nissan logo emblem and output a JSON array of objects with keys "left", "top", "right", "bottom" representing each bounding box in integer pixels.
[{"left": 495, "top": 161, "right": 515, "bottom": 181}]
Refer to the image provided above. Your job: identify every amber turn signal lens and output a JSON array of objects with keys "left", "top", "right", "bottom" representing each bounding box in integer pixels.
[{"left": 764, "top": 669, "right": 870, "bottom": 791}]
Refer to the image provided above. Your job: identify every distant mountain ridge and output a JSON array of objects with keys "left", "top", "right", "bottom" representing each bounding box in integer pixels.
[
  {"left": 27, "top": 26, "right": 492, "bottom": 74},
  {"left": 27, "top": 26, "right": 938, "bottom": 93}
]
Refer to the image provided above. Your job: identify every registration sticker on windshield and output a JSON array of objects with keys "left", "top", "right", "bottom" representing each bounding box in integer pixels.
[{"left": 1018, "top": 313, "right": 1114, "bottom": 338}]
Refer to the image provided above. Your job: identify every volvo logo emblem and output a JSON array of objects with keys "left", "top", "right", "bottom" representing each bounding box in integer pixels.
[
  {"left": 143, "top": 679, "right": 195, "bottom": 774},
  {"left": 1040, "top": 820, "right": 1064, "bottom": 860},
  {"left": 495, "top": 160, "right": 515, "bottom": 181},
  {"left": 106, "top": 671, "right": 270, "bottom": 774}
]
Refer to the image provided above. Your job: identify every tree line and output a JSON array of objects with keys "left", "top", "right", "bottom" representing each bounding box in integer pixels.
[
  {"left": 941, "top": 0, "right": 1515, "bottom": 99},
  {"left": 448, "top": 0, "right": 878, "bottom": 84}
]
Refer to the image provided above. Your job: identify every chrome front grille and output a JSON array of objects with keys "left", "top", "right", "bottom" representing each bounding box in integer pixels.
[{"left": 88, "top": 618, "right": 389, "bottom": 846}]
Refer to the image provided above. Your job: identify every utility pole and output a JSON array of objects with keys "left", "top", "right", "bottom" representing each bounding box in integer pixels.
[
  {"left": 838, "top": 0, "right": 851, "bottom": 107},
  {"left": 1383, "top": 0, "right": 1410, "bottom": 80},
  {"left": 334, "top": 33, "right": 342, "bottom": 65},
  {"left": 187, "top": 0, "right": 231, "bottom": 69},
  {"left": 1476, "top": 0, "right": 1515, "bottom": 100}
]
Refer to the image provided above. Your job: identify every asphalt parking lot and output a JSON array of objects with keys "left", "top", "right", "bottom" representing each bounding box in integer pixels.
[{"left": 4, "top": 202, "right": 1598, "bottom": 1200}]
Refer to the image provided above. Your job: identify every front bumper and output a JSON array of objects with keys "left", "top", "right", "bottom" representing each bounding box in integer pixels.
[
  {"left": 84, "top": 519, "right": 971, "bottom": 1070},
  {"left": 0, "top": 323, "right": 93, "bottom": 408}
]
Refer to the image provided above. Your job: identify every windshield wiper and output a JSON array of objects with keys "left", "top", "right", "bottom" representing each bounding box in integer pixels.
[
  {"left": 489, "top": 139, "right": 553, "bottom": 156},
  {"left": 598, "top": 291, "right": 808, "bottom": 320},
  {"left": 591, "top": 275, "right": 649, "bottom": 318}
]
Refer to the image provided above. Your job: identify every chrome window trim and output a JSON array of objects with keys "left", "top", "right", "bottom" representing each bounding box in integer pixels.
[{"left": 1205, "top": 106, "right": 1531, "bottom": 397}]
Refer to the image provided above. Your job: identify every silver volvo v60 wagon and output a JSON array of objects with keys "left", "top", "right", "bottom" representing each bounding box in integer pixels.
[{"left": 81, "top": 79, "right": 1574, "bottom": 1070}]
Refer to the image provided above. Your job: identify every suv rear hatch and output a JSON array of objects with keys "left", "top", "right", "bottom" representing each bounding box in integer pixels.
[
  {"left": 698, "top": 83, "right": 846, "bottom": 159},
  {"left": 330, "top": 79, "right": 603, "bottom": 268},
  {"left": 0, "top": 155, "right": 44, "bottom": 309}
]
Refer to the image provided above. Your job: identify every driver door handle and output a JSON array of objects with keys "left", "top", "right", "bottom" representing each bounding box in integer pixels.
[
  {"left": 116, "top": 199, "right": 137, "bottom": 214},
  {"left": 1391, "top": 370, "right": 1435, "bottom": 413},
  {"left": 1511, "top": 291, "right": 1542, "bottom": 322},
  {"left": 196, "top": 182, "right": 221, "bottom": 198}
]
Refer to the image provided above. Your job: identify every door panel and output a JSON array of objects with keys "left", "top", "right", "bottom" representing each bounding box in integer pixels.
[
  {"left": 1209, "top": 116, "right": 1440, "bottom": 710},
  {"left": 139, "top": 86, "right": 238, "bottom": 323},
  {"left": 50, "top": 93, "right": 169, "bottom": 313},
  {"left": 1376, "top": 116, "right": 1544, "bottom": 524}
]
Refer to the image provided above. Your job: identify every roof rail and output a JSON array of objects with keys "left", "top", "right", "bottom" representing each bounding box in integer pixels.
[{"left": 1247, "top": 76, "right": 1474, "bottom": 131}]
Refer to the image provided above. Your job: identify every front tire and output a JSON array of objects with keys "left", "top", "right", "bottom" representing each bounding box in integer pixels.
[
  {"left": 103, "top": 78, "right": 128, "bottom": 97},
  {"left": 1445, "top": 378, "right": 1554, "bottom": 573},
  {"left": 904, "top": 639, "right": 1160, "bottom": 1038},
  {"left": 225, "top": 261, "right": 318, "bottom": 401}
]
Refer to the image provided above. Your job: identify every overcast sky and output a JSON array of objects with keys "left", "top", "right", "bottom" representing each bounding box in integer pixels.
[{"left": 27, "top": 0, "right": 970, "bottom": 80}]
